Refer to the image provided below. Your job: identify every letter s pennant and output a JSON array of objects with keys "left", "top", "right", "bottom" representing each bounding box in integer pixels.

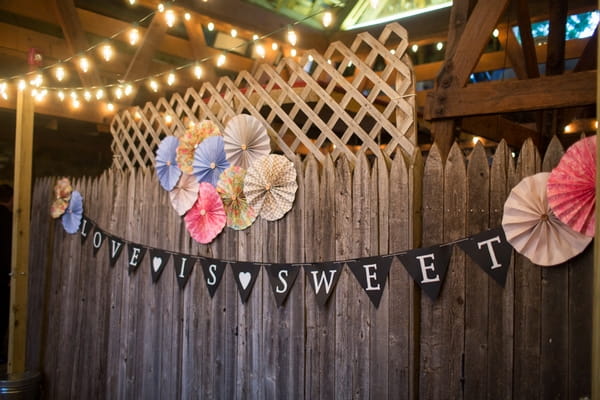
[{"left": 397, "top": 244, "right": 452, "bottom": 300}]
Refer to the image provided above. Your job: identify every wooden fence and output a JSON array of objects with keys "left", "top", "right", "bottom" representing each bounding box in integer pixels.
[{"left": 25, "top": 136, "right": 592, "bottom": 399}]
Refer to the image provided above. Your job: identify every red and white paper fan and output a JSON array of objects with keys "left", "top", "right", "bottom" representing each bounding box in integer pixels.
[
  {"left": 502, "top": 172, "right": 592, "bottom": 266},
  {"left": 547, "top": 135, "right": 596, "bottom": 237},
  {"left": 169, "top": 173, "right": 199, "bottom": 216},
  {"left": 244, "top": 154, "right": 297, "bottom": 221},
  {"left": 223, "top": 114, "right": 270, "bottom": 169},
  {"left": 184, "top": 182, "right": 226, "bottom": 244}
]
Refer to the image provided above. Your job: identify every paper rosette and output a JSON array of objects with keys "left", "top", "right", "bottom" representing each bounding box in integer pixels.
[
  {"left": 223, "top": 114, "right": 271, "bottom": 169},
  {"left": 184, "top": 182, "right": 226, "bottom": 244},
  {"left": 50, "top": 177, "right": 73, "bottom": 219},
  {"left": 192, "top": 135, "right": 230, "bottom": 187},
  {"left": 155, "top": 136, "right": 182, "bottom": 191},
  {"left": 244, "top": 154, "right": 297, "bottom": 221},
  {"left": 176, "top": 120, "right": 221, "bottom": 174},
  {"left": 502, "top": 172, "right": 592, "bottom": 266},
  {"left": 216, "top": 166, "right": 256, "bottom": 230},
  {"left": 169, "top": 173, "right": 199, "bottom": 216},
  {"left": 547, "top": 135, "right": 596, "bottom": 237},
  {"left": 61, "top": 190, "right": 84, "bottom": 234}
]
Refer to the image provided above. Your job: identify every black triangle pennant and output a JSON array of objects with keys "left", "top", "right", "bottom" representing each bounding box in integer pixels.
[
  {"left": 127, "top": 243, "right": 147, "bottom": 275},
  {"left": 457, "top": 227, "right": 512, "bottom": 287},
  {"left": 304, "top": 262, "right": 344, "bottom": 306},
  {"left": 80, "top": 216, "right": 94, "bottom": 244},
  {"left": 397, "top": 244, "right": 452, "bottom": 300},
  {"left": 199, "top": 257, "right": 227, "bottom": 298},
  {"left": 265, "top": 263, "right": 300, "bottom": 307},
  {"left": 149, "top": 249, "right": 171, "bottom": 283},
  {"left": 347, "top": 256, "right": 393, "bottom": 308},
  {"left": 107, "top": 235, "right": 126, "bottom": 267},
  {"left": 230, "top": 262, "right": 261, "bottom": 303},
  {"left": 173, "top": 254, "right": 196, "bottom": 289},
  {"left": 91, "top": 227, "right": 106, "bottom": 257}
]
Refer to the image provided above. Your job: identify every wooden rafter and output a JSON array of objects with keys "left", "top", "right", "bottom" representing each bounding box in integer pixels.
[
  {"left": 52, "top": 0, "right": 103, "bottom": 87},
  {"left": 424, "top": 70, "right": 596, "bottom": 119},
  {"left": 574, "top": 24, "right": 598, "bottom": 72},
  {"left": 516, "top": 0, "right": 540, "bottom": 78},
  {"left": 461, "top": 115, "right": 538, "bottom": 148}
]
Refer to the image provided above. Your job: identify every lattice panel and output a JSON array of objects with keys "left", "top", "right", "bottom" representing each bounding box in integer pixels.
[{"left": 110, "top": 22, "right": 416, "bottom": 171}]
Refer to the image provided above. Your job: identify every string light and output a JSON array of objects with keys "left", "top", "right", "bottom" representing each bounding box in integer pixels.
[
  {"left": 436, "top": 41, "right": 444, "bottom": 51},
  {"left": 184, "top": 12, "right": 191, "bottom": 21},
  {"left": 165, "top": 9, "right": 176, "bottom": 27},
  {"left": 30, "top": 74, "right": 43, "bottom": 88},
  {"left": 230, "top": 29, "right": 238, "bottom": 38},
  {"left": 207, "top": 22, "right": 214, "bottom": 31},
  {"left": 95, "top": 88, "right": 104, "bottom": 100},
  {"left": 0, "top": 82, "right": 7, "bottom": 100},
  {"left": 157, "top": 3, "right": 165, "bottom": 12},
  {"left": 411, "top": 44, "right": 419, "bottom": 53},
  {"left": 272, "top": 42, "right": 279, "bottom": 51},
  {"left": 115, "top": 87, "right": 123, "bottom": 100},
  {"left": 57, "top": 90, "right": 65, "bottom": 101},
  {"left": 79, "top": 56, "right": 90, "bottom": 73},
  {"left": 128, "top": 0, "right": 135, "bottom": 4},
  {"left": 72, "top": 98, "right": 81, "bottom": 109},
  {"left": 54, "top": 65, "right": 66, "bottom": 82},
  {"left": 166, "top": 72, "right": 176, "bottom": 86},
  {"left": 252, "top": 34, "right": 259, "bottom": 41},
  {"left": 255, "top": 43, "right": 266, "bottom": 58},
  {"left": 492, "top": 28, "right": 500, "bottom": 38},
  {"left": 101, "top": 44, "right": 114, "bottom": 62},
  {"left": 193, "top": 64, "right": 203, "bottom": 79},
  {"left": 107, "top": 102, "right": 115, "bottom": 112},
  {"left": 124, "top": 83, "right": 133, "bottom": 96},
  {"left": 322, "top": 11, "right": 333, "bottom": 28},
  {"left": 17, "top": 80, "right": 26, "bottom": 91},
  {"left": 217, "top": 53, "right": 226, "bottom": 67},
  {"left": 287, "top": 26, "right": 297, "bottom": 46},
  {"left": 149, "top": 79, "right": 159, "bottom": 92},
  {"left": 84, "top": 90, "right": 92, "bottom": 101},
  {"left": 128, "top": 28, "right": 140, "bottom": 45},
  {"left": 290, "top": 48, "right": 297, "bottom": 57}
]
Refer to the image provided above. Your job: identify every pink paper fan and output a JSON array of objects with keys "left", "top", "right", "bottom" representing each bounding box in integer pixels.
[
  {"left": 184, "top": 182, "right": 226, "bottom": 244},
  {"left": 547, "top": 135, "right": 596, "bottom": 237}
]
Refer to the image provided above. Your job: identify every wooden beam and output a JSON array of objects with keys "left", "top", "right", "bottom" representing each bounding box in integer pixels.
[
  {"left": 517, "top": 0, "right": 540, "bottom": 78},
  {"left": 546, "top": 0, "right": 568, "bottom": 76},
  {"left": 52, "top": 0, "right": 103, "bottom": 87},
  {"left": 460, "top": 115, "right": 538, "bottom": 148},
  {"left": 425, "top": 70, "right": 596, "bottom": 119},
  {"left": 8, "top": 88, "right": 34, "bottom": 375},
  {"left": 499, "top": 25, "right": 528, "bottom": 80},
  {"left": 574, "top": 26, "right": 598, "bottom": 72}
]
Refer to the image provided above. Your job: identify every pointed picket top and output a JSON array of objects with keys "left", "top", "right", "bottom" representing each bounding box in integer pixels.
[
  {"left": 542, "top": 135, "right": 565, "bottom": 172},
  {"left": 424, "top": 142, "right": 443, "bottom": 173},
  {"left": 516, "top": 137, "right": 541, "bottom": 179}
]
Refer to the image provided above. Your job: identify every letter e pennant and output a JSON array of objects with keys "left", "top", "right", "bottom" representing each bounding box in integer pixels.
[
  {"left": 304, "top": 262, "right": 344, "bottom": 306},
  {"left": 127, "top": 243, "right": 146, "bottom": 275},
  {"left": 457, "top": 227, "right": 512, "bottom": 287},
  {"left": 347, "top": 256, "right": 393, "bottom": 308},
  {"left": 231, "top": 262, "right": 261, "bottom": 303},
  {"left": 199, "top": 257, "right": 227, "bottom": 298},
  {"left": 265, "top": 264, "right": 300, "bottom": 307},
  {"left": 397, "top": 244, "right": 452, "bottom": 300}
]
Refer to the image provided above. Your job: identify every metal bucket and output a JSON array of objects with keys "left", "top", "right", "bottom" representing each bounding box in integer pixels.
[{"left": 0, "top": 371, "right": 41, "bottom": 400}]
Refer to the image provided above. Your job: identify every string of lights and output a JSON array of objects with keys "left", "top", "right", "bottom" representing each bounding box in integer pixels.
[{"left": 0, "top": 0, "right": 338, "bottom": 113}]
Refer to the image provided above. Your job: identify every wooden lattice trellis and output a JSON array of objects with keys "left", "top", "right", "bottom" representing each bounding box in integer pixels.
[{"left": 110, "top": 23, "right": 416, "bottom": 170}]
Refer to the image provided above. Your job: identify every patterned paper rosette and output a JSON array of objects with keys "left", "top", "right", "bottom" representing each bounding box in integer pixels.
[
  {"left": 50, "top": 177, "right": 73, "bottom": 219},
  {"left": 243, "top": 154, "right": 298, "bottom": 221},
  {"left": 176, "top": 120, "right": 221, "bottom": 174},
  {"left": 216, "top": 165, "right": 256, "bottom": 230},
  {"left": 184, "top": 182, "right": 227, "bottom": 244},
  {"left": 61, "top": 190, "right": 84, "bottom": 234}
]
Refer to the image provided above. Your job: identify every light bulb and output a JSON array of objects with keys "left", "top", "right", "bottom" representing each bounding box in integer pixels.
[
  {"left": 72, "top": 98, "right": 80, "bottom": 109},
  {"left": 322, "top": 11, "right": 333, "bottom": 28},
  {"left": 124, "top": 84, "right": 133, "bottom": 96},
  {"left": 252, "top": 34, "right": 259, "bottom": 41},
  {"left": 217, "top": 53, "right": 226, "bottom": 67},
  {"left": 149, "top": 79, "right": 159, "bottom": 92},
  {"left": 436, "top": 42, "right": 444, "bottom": 51},
  {"left": 230, "top": 29, "right": 237, "bottom": 38},
  {"left": 272, "top": 42, "right": 278, "bottom": 51},
  {"left": 193, "top": 65, "right": 203, "bottom": 79},
  {"left": 165, "top": 9, "right": 176, "bottom": 27},
  {"left": 1, "top": 91, "right": 7, "bottom": 100},
  {"left": 287, "top": 27, "right": 297, "bottom": 46},
  {"left": 30, "top": 73, "right": 43, "bottom": 87},
  {"left": 492, "top": 28, "right": 499, "bottom": 38},
  {"left": 84, "top": 90, "right": 92, "bottom": 101},
  {"left": 411, "top": 44, "right": 419, "bottom": 53},
  {"left": 164, "top": 114, "right": 173, "bottom": 125},
  {"left": 70, "top": 90, "right": 77, "bottom": 100},
  {"left": 115, "top": 87, "right": 123, "bottom": 99},
  {"left": 128, "top": 0, "right": 135, "bottom": 4},
  {"left": 107, "top": 102, "right": 115, "bottom": 112},
  {"left": 55, "top": 65, "right": 66, "bottom": 82},
  {"left": 101, "top": 44, "right": 113, "bottom": 62},
  {"left": 166, "top": 72, "right": 176, "bottom": 86},
  {"left": 184, "top": 12, "right": 191, "bottom": 21},
  {"left": 157, "top": 3, "right": 165, "bottom": 12},
  {"left": 129, "top": 28, "right": 140, "bottom": 45},
  {"left": 95, "top": 88, "right": 104, "bottom": 100},
  {"left": 57, "top": 90, "right": 65, "bottom": 101},
  {"left": 255, "top": 44, "right": 265, "bottom": 58},
  {"left": 17, "top": 80, "right": 26, "bottom": 91},
  {"left": 79, "top": 56, "right": 90, "bottom": 73},
  {"left": 207, "top": 22, "right": 214, "bottom": 31},
  {"left": 290, "top": 48, "right": 297, "bottom": 57},
  {"left": 308, "top": 54, "right": 313, "bottom": 62}
]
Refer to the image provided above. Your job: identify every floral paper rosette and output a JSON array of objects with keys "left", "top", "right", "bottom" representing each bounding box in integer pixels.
[
  {"left": 216, "top": 165, "right": 256, "bottom": 230},
  {"left": 176, "top": 120, "right": 221, "bottom": 174},
  {"left": 50, "top": 177, "right": 73, "bottom": 219}
]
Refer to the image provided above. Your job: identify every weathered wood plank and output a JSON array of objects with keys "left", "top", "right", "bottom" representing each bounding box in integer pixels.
[
  {"left": 513, "top": 138, "right": 542, "bottom": 399},
  {"left": 464, "top": 143, "right": 490, "bottom": 399},
  {"left": 487, "top": 140, "right": 515, "bottom": 400}
]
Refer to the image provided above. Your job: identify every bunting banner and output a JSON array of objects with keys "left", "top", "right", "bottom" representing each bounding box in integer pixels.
[
  {"left": 265, "top": 263, "right": 301, "bottom": 307},
  {"left": 65, "top": 214, "right": 516, "bottom": 307}
]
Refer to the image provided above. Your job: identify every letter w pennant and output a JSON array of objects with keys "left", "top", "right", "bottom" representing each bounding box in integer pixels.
[{"left": 304, "top": 262, "right": 344, "bottom": 306}]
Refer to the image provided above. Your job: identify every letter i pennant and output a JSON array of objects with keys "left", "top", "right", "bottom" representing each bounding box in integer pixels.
[
  {"left": 397, "top": 244, "right": 452, "bottom": 300},
  {"left": 347, "top": 256, "right": 393, "bottom": 308},
  {"left": 304, "top": 262, "right": 344, "bottom": 306}
]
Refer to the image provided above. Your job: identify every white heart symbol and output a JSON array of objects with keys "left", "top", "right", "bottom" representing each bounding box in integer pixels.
[
  {"left": 239, "top": 272, "right": 251, "bottom": 290},
  {"left": 152, "top": 257, "right": 162, "bottom": 272}
]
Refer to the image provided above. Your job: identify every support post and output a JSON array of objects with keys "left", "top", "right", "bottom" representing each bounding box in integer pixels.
[
  {"left": 8, "top": 88, "right": 34, "bottom": 375},
  {"left": 592, "top": 0, "right": 600, "bottom": 391}
]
